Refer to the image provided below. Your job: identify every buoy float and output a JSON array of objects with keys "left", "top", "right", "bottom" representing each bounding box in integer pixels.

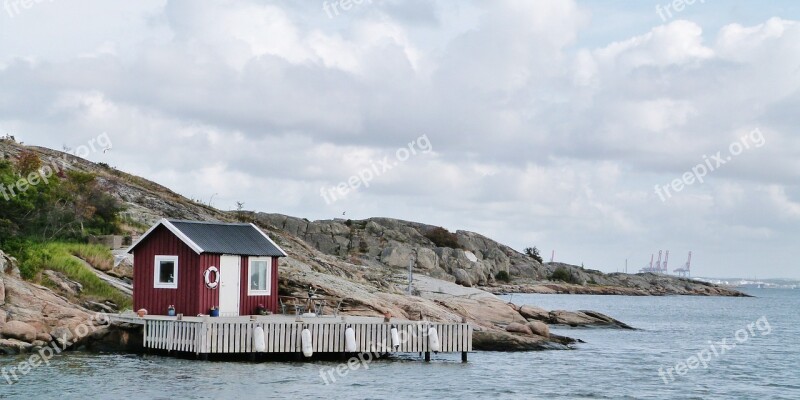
[
  {"left": 203, "top": 266, "right": 219, "bottom": 289},
  {"left": 301, "top": 327, "right": 313, "bottom": 357},
  {"left": 428, "top": 327, "right": 440, "bottom": 353},
  {"left": 344, "top": 325, "right": 357, "bottom": 352},
  {"left": 254, "top": 326, "right": 266, "bottom": 352},
  {"left": 390, "top": 326, "right": 400, "bottom": 351}
]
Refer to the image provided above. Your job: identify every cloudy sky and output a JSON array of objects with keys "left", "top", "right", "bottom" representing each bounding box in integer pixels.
[{"left": 2, "top": 0, "right": 799, "bottom": 279}]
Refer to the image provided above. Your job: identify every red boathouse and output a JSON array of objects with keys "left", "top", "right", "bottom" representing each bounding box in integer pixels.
[{"left": 128, "top": 219, "right": 288, "bottom": 317}]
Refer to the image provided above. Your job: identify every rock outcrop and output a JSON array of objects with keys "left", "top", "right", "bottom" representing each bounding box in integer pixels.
[
  {"left": 511, "top": 305, "right": 636, "bottom": 330},
  {"left": 0, "top": 250, "right": 138, "bottom": 355},
  {"left": 257, "top": 214, "right": 547, "bottom": 289},
  {"left": 527, "top": 321, "right": 550, "bottom": 338},
  {"left": 256, "top": 213, "right": 747, "bottom": 297},
  {"left": 473, "top": 329, "right": 576, "bottom": 351}
]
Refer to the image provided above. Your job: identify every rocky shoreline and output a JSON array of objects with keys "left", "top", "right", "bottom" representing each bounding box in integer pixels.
[
  {"left": 1, "top": 246, "right": 633, "bottom": 354},
  {"left": 482, "top": 279, "right": 751, "bottom": 297},
  {"left": 0, "top": 250, "right": 141, "bottom": 355}
]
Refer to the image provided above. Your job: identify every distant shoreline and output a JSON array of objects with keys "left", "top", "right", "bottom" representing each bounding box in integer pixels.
[{"left": 482, "top": 280, "right": 751, "bottom": 297}]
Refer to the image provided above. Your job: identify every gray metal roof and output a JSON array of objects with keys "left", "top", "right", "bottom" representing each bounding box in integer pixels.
[{"left": 129, "top": 219, "right": 287, "bottom": 257}]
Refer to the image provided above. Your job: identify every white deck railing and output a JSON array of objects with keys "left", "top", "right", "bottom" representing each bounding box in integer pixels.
[{"left": 139, "top": 319, "right": 472, "bottom": 355}]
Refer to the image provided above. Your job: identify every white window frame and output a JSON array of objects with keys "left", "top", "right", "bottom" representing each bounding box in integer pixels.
[
  {"left": 247, "top": 257, "right": 272, "bottom": 296},
  {"left": 154, "top": 255, "right": 179, "bottom": 289}
]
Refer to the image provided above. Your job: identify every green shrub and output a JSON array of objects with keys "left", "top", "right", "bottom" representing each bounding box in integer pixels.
[
  {"left": 549, "top": 266, "right": 582, "bottom": 284},
  {"left": 495, "top": 270, "right": 511, "bottom": 282},
  {"left": 0, "top": 161, "right": 123, "bottom": 244},
  {"left": 524, "top": 246, "right": 544, "bottom": 263},
  {"left": 424, "top": 227, "right": 460, "bottom": 248}
]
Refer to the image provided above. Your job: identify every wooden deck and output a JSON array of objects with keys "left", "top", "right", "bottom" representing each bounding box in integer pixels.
[{"left": 110, "top": 314, "right": 472, "bottom": 360}]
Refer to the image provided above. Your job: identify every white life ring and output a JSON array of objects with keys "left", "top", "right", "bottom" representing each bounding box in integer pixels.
[{"left": 204, "top": 266, "right": 220, "bottom": 289}]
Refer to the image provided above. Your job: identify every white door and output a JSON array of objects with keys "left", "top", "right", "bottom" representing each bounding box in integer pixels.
[{"left": 219, "top": 255, "right": 241, "bottom": 317}]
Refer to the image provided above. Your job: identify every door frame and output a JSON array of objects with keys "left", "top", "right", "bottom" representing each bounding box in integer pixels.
[{"left": 219, "top": 255, "right": 241, "bottom": 317}]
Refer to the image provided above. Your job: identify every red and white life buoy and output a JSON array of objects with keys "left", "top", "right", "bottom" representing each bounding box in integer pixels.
[{"left": 204, "top": 266, "right": 219, "bottom": 289}]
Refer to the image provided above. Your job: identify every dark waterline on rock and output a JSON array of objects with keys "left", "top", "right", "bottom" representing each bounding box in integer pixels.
[{"left": 1, "top": 288, "right": 798, "bottom": 399}]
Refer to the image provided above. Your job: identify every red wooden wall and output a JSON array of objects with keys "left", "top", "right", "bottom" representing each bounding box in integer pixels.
[
  {"left": 198, "top": 253, "right": 221, "bottom": 314},
  {"left": 132, "top": 225, "right": 205, "bottom": 315},
  {"left": 238, "top": 256, "right": 279, "bottom": 315}
]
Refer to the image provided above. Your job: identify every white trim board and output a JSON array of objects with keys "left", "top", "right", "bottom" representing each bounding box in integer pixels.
[{"left": 250, "top": 223, "right": 288, "bottom": 257}]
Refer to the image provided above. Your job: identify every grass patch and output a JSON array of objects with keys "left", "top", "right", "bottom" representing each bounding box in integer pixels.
[
  {"left": 11, "top": 241, "right": 131, "bottom": 309},
  {"left": 67, "top": 243, "right": 114, "bottom": 271}
]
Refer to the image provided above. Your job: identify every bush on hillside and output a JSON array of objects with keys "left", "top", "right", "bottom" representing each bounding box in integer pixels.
[
  {"left": 424, "top": 227, "right": 460, "bottom": 248},
  {"left": 495, "top": 270, "right": 511, "bottom": 283},
  {"left": 524, "top": 246, "right": 544, "bottom": 263},
  {"left": 549, "top": 266, "right": 582, "bottom": 284}
]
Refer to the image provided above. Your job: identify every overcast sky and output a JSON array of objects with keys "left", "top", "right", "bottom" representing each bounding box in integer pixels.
[{"left": 2, "top": 1, "right": 799, "bottom": 279}]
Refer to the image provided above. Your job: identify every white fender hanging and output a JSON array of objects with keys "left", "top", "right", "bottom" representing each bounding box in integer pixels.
[
  {"left": 344, "top": 326, "right": 357, "bottom": 352},
  {"left": 253, "top": 326, "right": 266, "bottom": 352},
  {"left": 390, "top": 326, "right": 401, "bottom": 351},
  {"left": 301, "top": 327, "right": 313, "bottom": 357},
  {"left": 428, "top": 326, "right": 440, "bottom": 353},
  {"left": 203, "top": 266, "right": 219, "bottom": 289}
]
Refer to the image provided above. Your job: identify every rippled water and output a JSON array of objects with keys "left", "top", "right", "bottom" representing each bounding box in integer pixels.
[{"left": 2, "top": 288, "right": 798, "bottom": 399}]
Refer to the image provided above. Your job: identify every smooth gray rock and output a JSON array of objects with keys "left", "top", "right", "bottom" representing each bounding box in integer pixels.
[
  {"left": 527, "top": 321, "right": 550, "bottom": 338},
  {"left": 453, "top": 268, "right": 473, "bottom": 287},
  {"left": 506, "top": 322, "right": 533, "bottom": 335},
  {"left": 1, "top": 320, "right": 38, "bottom": 342}
]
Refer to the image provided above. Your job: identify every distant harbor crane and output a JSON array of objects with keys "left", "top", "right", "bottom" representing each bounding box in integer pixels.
[
  {"left": 674, "top": 251, "right": 692, "bottom": 277},
  {"left": 639, "top": 253, "right": 656, "bottom": 273}
]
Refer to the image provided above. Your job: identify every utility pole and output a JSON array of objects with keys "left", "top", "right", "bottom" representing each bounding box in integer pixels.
[{"left": 407, "top": 253, "right": 416, "bottom": 295}]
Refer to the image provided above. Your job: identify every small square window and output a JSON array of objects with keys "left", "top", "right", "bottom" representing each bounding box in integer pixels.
[
  {"left": 154, "top": 256, "right": 178, "bottom": 289},
  {"left": 248, "top": 257, "right": 271, "bottom": 295}
]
